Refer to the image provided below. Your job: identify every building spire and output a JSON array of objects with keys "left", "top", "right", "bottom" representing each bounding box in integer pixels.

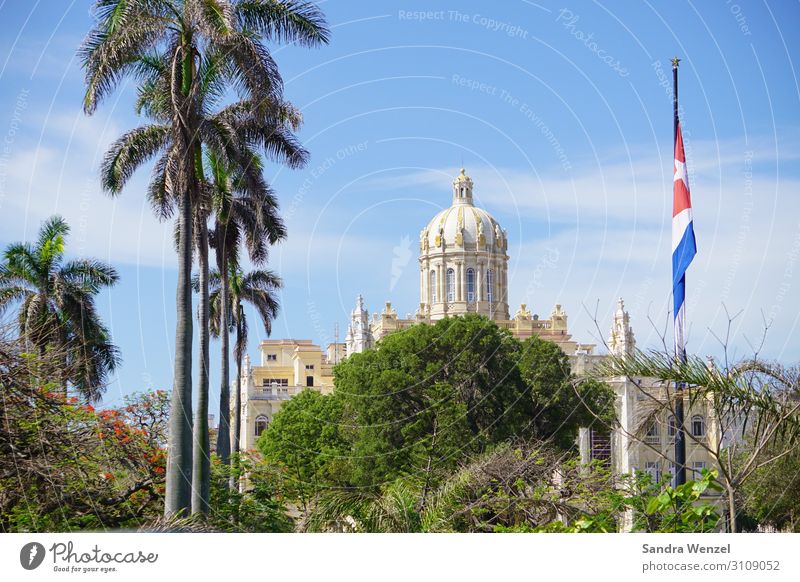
[{"left": 608, "top": 298, "right": 635, "bottom": 356}]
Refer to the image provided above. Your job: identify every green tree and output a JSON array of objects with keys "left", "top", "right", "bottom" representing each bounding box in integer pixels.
[
  {"left": 333, "top": 315, "right": 535, "bottom": 490},
  {"left": 0, "top": 216, "right": 119, "bottom": 401},
  {"left": 739, "top": 442, "right": 800, "bottom": 532},
  {"left": 207, "top": 452, "right": 293, "bottom": 532},
  {"left": 0, "top": 333, "right": 169, "bottom": 532},
  {"left": 516, "top": 336, "right": 616, "bottom": 449},
  {"left": 83, "top": 0, "right": 329, "bottom": 516},
  {"left": 257, "top": 389, "right": 348, "bottom": 509}
]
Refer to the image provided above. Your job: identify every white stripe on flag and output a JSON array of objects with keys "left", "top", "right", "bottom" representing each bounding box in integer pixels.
[{"left": 672, "top": 208, "right": 693, "bottom": 252}]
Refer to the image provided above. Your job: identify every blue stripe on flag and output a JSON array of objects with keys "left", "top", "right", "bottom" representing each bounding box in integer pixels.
[
  {"left": 672, "top": 221, "right": 697, "bottom": 289},
  {"left": 673, "top": 274, "right": 686, "bottom": 323}
]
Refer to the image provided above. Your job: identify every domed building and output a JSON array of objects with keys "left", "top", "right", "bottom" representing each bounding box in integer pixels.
[
  {"left": 235, "top": 169, "right": 719, "bottom": 502},
  {"left": 350, "top": 168, "right": 591, "bottom": 355},
  {"left": 419, "top": 168, "right": 510, "bottom": 321}
]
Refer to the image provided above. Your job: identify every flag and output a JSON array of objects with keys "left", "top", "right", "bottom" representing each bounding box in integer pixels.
[{"left": 672, "top": 121, "right": 696, "bottom": 358}]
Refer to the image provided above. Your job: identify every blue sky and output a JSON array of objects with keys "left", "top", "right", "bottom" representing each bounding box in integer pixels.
[{"left": 1, "top": 1, "right": 798, "bottom": 414}]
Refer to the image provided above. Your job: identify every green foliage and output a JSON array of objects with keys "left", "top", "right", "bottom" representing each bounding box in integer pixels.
[
  {"left": 1, "top": 367, "right": 169, "bottom": 532},
  {"left": 640, "top": 469, "right": 722, "bottom": 532},
  {"left": 534, "top": 469, "right": 723, "bottom": 533},
  {"left": 257, "top": 389, "right": 348, "bottom": 507},
  {"left": 0, "top": 215, "right": 120, "bottom": 401},
  {"left": 304, "top": 442, "right": 619, "bottom": 533},
  {"left": 259, "top": 315, "right": 617, "bottom": 528},
  {"left": 207, "top": 453, "right": 293, "bottom": 533},
  {"left": 516, "top": 336, "right": 615, "bottom": 448},
  {"left": 739, "top": 444, "right": 800, "bottom": 532},
  {"left": 333, "top": 316, "right": 534, "bottom": 488}
]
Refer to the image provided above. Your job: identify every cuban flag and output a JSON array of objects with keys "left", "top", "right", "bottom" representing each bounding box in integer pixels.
[{"left": 672, "top": 122, "right": 696, "bottom": 358}]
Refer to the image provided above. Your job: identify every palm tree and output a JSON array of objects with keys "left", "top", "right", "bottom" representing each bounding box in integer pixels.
[
  {"left": 0, "top": 215, "right": 119, "bottom": 402},
  {"left": 209, "top": 266, "right": 281, "bottom": 469},
  {"left": 137, "top": 69, "right": 298, "bottom": 514},
  {"left": 110, "top": 67, "right": 300, "bottom": 515},
  {"left": 82, "top": 0, "right": 328, "bottom": 517},
  {"left": 206, "top": 150, "right": 289, "bottom": 471}
]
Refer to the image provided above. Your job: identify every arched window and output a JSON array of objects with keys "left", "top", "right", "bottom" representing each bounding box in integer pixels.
[
  {"left": 691, "top": 415, "right": 705, "bottom": 437},
  {"left": 486, "top": 269, "right": 495, "bottom": 303},
  {"left": 446, "top": 268, "right": 455, "bottom": 303},
  {"left": 430, "top": 270, "right": 437, "bottom": 303},
  {"left": 466, "top": 268, "right": 475, "bottom": 303},
  {"left": 255, "top": 415, "right": 269, "bottom": 437}
]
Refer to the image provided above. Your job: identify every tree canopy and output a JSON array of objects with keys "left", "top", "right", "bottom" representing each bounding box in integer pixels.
[{"left": 260, "top": 315, "right": 616, "bottom": 498}]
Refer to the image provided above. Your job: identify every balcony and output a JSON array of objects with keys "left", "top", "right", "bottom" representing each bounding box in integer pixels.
[{"left": 249, "top": 386, "right": 298, "bottom": 401}]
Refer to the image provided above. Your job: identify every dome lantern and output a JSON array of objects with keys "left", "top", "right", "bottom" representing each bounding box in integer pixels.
[{"left": 452, "top": 167, "right": 474, "bottom": 206}]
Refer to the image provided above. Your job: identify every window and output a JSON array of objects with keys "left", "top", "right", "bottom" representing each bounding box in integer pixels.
[
  {"left": 263, "top": 378, "right": 289, "bottom": 387},
  {"left": 669, "top": 462, "right": 677, "bottom": 487},
  {"left": 255, "top": 416, "right": 269, "bottom": 437},
  {"left": 466, "top": 268, "right": 475, "bottom": 302},
  {"left": 305, "top": 364, "right": 314, "bottom": 370},
  {"left": 645, "top": 461, "right": 661, "bottom": 483},
  {"left": 306, "top": 375, "right": 314, "bottom": 387},
  {"left": 266, "top": 354, "right": 277, "bottom": 362},
  {"left": 589, "top": 429, "right": 611, "bottom": 468},
  {"left": 644, "top": 422, "right": 660, "bottom": 445},
  {"left": 668, "top": 416, "right": 677, "bottom": 438},
  {"left": 487, "top": 269, "right": 494, "bottom": 303},
  {"left": 691, "top": 415, "right": 705, "bottom": 437},
  {"left": 446, "top": 268, "right": 455, "bottom": 303},
  {"left": 430, "top": 270, "right": 437, "bottom": 303},
  {"left": 692, "top": 461, "right": 707, "bottom": 478}
]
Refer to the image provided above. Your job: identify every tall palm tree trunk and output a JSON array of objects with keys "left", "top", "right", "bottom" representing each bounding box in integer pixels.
[
  {"left": 166, "top": 183, "right": 194, "bottom": 517},
  {"left": 192, "top": 216, "right": 210, "bottom": 516},
  {"left": 165, "top": 41, "right": 195, "bottom": 518},
  {"left": 216, "top": 264, "right": 231, "bottom": 465},
  {"left": 233, "top": 306, "right": 243, "bottom": 458},
  {"left": 231, "top": 305, "right": 243, "bottom": 495}
]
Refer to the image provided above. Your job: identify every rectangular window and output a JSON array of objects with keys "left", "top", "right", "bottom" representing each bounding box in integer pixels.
[
  {"left": 266, "top": 354, "right": 277, "bottom": 362},
  {"left": 306, "top": 376, "right": 314, "bottom": 387},
  {"left": 487, "top": 269, "right": 494, "bottom": 303},
  {"left": 305, "top": 364, "right": 314, "bottom": 370},
  {"left": 645, "top": 461, "right": 661, "bottom": 483},
  {"left": 692, "top": 461, "right": 707, "bottom": 478},
  {"left": 669, "top": 462, "right": 676, "bottom": 487},
  {"left": 466, "top": 269, "right": 475, "bottom": 303}
]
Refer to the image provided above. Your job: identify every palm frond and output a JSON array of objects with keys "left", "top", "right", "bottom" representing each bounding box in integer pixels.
[
  {"left": 101, "top": 123, "right": 171, "bottom": 194},
  {"left": 235, "top": 0, "right": 330, "bottom": 47}
]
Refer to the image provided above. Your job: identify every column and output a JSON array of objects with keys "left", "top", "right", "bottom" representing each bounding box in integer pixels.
[{"left": 420, "top": 265, "right": 425, "bottom": 306}]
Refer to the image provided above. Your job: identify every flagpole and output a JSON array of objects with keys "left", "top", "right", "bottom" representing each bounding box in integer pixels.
[{"left": 672, "top": 56, "right": 687, "bottom": 487}]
